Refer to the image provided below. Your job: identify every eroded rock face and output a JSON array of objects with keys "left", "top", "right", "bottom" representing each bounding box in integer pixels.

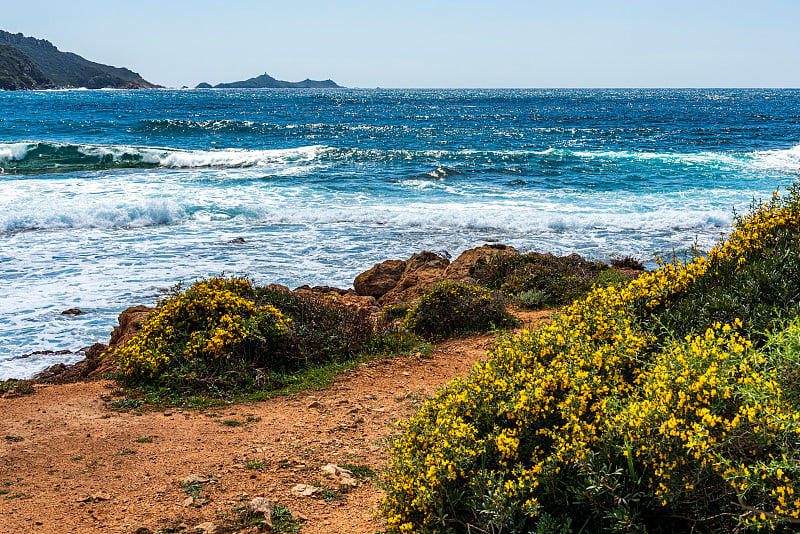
[
  {"left": 109, "top": 305, "right": 156, "bottom": 348},
  {"left": 378, "top": 251, "right": 450, "bottom": 306},
  {"left": 353, "top": 259, "right": 406, "bottom": 298},
  {"left": 32, "top": 343, "right": 108, "bottom": 382},
  {"left": 30, "top": 305, "right": 155, "bottom": 383}
]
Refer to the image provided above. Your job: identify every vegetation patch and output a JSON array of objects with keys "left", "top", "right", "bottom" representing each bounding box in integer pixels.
[
  {"left": 114, "top": 277, "right": 426, "bottom": 403},
  {"left": 382, "top": 184, "right": 800, "bottom": 533},
  {"left": 401, "top": 281, "right": 519, "bottom": 341},
  {"left": 481, "top": 251, "right": 639, "bottom": 308}
]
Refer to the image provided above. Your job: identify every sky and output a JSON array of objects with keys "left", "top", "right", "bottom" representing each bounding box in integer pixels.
[{"left": 3, "top": 0, "right": 799, "bottom": 88}]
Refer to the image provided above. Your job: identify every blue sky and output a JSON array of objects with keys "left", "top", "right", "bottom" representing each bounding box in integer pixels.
[{"left": 5, "top": 0, "right": 799, "bottom": 88}]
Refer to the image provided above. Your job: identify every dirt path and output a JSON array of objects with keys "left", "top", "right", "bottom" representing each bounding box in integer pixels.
[{"left": 0, "top": 310, "right": 549, "bottom": 534}]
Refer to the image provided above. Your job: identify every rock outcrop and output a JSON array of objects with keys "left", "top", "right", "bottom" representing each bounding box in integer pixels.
[
  {"left": 108, "top": 305, "right": 155, "bottom": 348},
  {"left": 352, "top": 244, "right": 519, "bottom": 305},
  {"left": 30, "top": 305, "right": 155, "bottom": 383}
]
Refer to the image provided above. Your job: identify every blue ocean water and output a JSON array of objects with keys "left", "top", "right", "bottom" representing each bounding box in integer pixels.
[{"left": 1, "top": 88, "right": 799, "bottom": 378}]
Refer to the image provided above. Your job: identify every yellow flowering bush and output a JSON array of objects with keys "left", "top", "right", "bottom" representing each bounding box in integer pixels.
[
  {"left": 383, "top": 184, "right": 800, "bottom": 533},
  {"left": 116, "top": 277, "right": 292, "bottom": 387},
  {"left": 401, "top": 281, "right": 519, "bottom": 341}
]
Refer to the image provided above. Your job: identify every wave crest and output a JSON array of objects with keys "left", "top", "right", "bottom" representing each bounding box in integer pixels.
[{"left": 0, "top": 142, "right": 325, "bottom": 174}]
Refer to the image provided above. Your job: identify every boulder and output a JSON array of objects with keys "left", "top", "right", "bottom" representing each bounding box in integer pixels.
[
  {"left": 321, "top": 464, "right": 359, "bottom": 492},
  {"left": 353, "top": 259, "right": 406, "bottom": 298},
  {"left": 293, "top": 286, "right": 381, "bottom": 323},
  {"left": 378, "top": 251, "right": 449, "bottom": 305},
  {"left": 291, "top": 483, "right": 322, "bottom": 497}
]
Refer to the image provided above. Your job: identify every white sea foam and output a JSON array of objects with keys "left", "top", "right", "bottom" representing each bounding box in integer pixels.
[
  {"left": 0, "top": 142, "right": 31, "bottom": 162},
  {"left": 750, "top": 144, "right": 800, "bottom": 171},
  {"left": 0, "top": 199, "right": 186, "bottom": 233}
]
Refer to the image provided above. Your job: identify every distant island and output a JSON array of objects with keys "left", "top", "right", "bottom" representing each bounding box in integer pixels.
[
  {"left": 196, "top": 73, "right": 342, "bottom": 89},
  {"left": 0, "top": 30, "right": 158, "bottom": 90}
]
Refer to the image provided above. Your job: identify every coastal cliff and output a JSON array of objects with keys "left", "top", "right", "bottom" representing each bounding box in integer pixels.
[
  {"left": 0, "top": 44, "right": 53, "bottom": 90},
  {"left": 0, "top": 30, "right": 158, "bottom": 89}
]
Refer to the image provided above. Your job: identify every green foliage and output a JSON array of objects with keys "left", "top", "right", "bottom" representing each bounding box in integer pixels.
[
  {"left": 481, "top": 252, "right": 617, "bottom": 307},
  {"left": 272, "top": 503, "right": 303, "bottom": 533},
  {"left": 610, "top": 256, "right": 645, "bottom": 271},
  {"left": 0, "top": 44, "right": 52, "bottom": 90},
  {"left": 255, "top": 287, "right": 374, "bottom": 366},
  {"left": 0, "top": 379, "right": 35, "bottom": 397},
  {"left": 341, "top": 463, "right": 376, "bottom": 479},
  {"left": 401, "top": 281, "right": 519, "bottom": 341},
  {"left": 382, "top": 184, "right": 800, "bottom": 533},
  {"left": 515, "top": 289, "right": 549, "bottom": 309},
  {"left": 638, "top": 191, "right": 800, "bottom": 348},
  {"left": 763, "top": 315, "right": 800, "bottom": 408}
]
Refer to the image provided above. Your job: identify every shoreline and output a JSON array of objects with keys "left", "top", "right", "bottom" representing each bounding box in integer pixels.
[{"left": 2, "top": 243, "right": 639, "bottom": 384}]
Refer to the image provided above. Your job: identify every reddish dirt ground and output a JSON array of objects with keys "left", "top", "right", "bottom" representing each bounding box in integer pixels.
[{"left": 0, "top": 310, "right": 549, "bottom": 534}]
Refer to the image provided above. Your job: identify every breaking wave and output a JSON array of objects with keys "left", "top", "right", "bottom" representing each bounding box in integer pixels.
[
  {"left": 0, "top": 141, "right": 325, "bottom": 174},
  {"left": 1, "top": 141, "right": 798, "bottom": 175}
]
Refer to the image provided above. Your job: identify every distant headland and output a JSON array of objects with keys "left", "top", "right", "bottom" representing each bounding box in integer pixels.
[
  {"left": 0, "top": 30, "right": 158, "bottom": 90},
  {"left": 196, "top": 73, "right": 342, "bottom": 89}
]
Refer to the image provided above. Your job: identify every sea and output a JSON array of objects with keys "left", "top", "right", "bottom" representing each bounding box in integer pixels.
[{"left": 1, "top": 88, "right": 799, "bottom": 379}]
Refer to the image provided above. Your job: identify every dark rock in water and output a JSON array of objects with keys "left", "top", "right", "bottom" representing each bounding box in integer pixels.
[
  {"left": 61, "top": 308, "right": 86, "bottom": 316},
  {"left": 228, "top": 237, "right": 246, "bottom": 244},
  {"left": 195, "top": 82, "right": 212, "bottom": 88},
  {"left": 16, "top": 349, "right": 72, "bottom": 360},
  {"left": 32, "top": 343, "right": 107, "bottom": 383}
]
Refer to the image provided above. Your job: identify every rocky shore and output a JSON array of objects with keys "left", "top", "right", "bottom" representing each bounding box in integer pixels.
[{"left": 20, "top": 244, "right": 533, "bottom": 384}]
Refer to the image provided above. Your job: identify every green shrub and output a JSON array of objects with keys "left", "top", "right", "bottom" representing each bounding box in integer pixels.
[
  {"left": 515, "top": 289, "right": 549, "bottom": 309},
  {"left": 116, "top": 277, "right": 375, "bottom": 392},
  {"left": 481, "top": 252, "right": 611, "bottom": 307},
  {"left": 637, "top": 191, "right": 800, "bottom": 349},
  {"left": 401, "top": 281, "right": 519, "bottom": 341},
  {"left": 763, "top": 315, "right": 800, "bottom": 408},
  {"left": 255, "top": 287, "right": 374, "bottom": 366},
  {"left": 382, "top": 184, "right": 800, "bottom": 533},
  {"left": 610, "top": 256, "right": 645, "bottom": 270}
]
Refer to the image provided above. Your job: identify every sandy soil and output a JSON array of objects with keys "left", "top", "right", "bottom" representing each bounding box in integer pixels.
[{"left": 0, "top": 310, "right": 549, "bottom": 534}]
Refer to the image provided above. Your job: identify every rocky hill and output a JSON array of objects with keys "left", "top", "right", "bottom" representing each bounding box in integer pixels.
[
  {"left": 198, "top": 72, "right": 341, "bottom": 89},
  {"left": 0, "top": 30, "right": 158, "bottom": 89},
  {"left": 0, "top": 44, "right": 53, "bottom": 90}
]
